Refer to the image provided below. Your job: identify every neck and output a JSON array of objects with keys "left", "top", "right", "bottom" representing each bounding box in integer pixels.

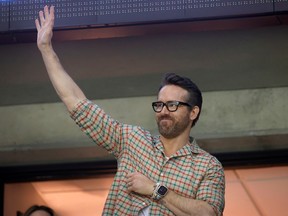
[{"left": 160, "top": 134, "right": 190, "bottom": 157}]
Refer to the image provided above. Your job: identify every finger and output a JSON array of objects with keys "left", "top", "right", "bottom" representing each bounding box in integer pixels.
[
  {"left": 126, "top": 172, "right": 133, "bottom": 178},
  {"left": 39, "top": 10, "right": 45, "bottom": 26},
  {"left": 50, "top": 5, "right": 55, "bottom": 19},
  {"left": 44, "top": 5, "right": 49, "bottom": 19},
  {"left": 35, "top": 19, "right": 40, "bottom": 31},
  {"left": 126, "top": 181, "right": 132, "bottom": 192},
  {"left": 126, "top": 176, "right": 134, "bottom": 185},
  {"left": 127, "top": 185, "right": 132, "bottom": 193}
]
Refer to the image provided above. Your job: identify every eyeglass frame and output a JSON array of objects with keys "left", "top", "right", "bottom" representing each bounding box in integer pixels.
[{"left": 152, "top": 100, "right": 192, "bottom": 113}]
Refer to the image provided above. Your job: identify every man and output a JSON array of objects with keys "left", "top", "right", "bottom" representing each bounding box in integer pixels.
[{"left": 35, "top": 6, "right": 225, "bottom": 216}]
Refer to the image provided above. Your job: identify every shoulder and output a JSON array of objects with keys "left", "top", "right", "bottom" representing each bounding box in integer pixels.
[
  {"left": 127, "top": 125, "right": 155, "bottom": 143},
  {"left": 190, "top": 139, "right": 224, "bottom": 169}
]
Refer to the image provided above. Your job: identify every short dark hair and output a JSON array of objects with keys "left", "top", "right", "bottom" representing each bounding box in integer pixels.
[
  {"left": 22, "top": 205, "right": 54, "bottom": 216},
  {"left": 159, "top": 73, "right": 203, "bottom": 127}
]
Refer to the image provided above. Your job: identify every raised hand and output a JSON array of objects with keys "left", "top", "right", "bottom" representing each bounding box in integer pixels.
[{"left": 35, "top": 5, "right": 55, "bottom": 50}]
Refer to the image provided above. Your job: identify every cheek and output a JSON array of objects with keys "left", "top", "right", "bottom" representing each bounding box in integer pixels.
[
  {"left": 155, "top": 114, "right": 162, "bottom": 123},
  {"left": 155, "top": 113, "right": 160, "bottom": 120}
]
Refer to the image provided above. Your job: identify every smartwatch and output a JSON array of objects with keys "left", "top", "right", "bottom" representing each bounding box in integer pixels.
[{"left": 151, "top": 182, "right": 168, "bottom": 201}]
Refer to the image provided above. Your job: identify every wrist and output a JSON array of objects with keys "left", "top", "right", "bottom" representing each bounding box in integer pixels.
[{"left": 38, "top": 43, "right": 53, "bottom": 53}]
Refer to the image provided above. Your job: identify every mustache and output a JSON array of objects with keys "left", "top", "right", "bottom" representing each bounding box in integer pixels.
[{"left": 158, "top": 115, "right": 173, "bottom": 121}]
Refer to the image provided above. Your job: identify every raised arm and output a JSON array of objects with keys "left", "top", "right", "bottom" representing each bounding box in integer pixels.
[{"left": 35, "top": 6, "right": 86, "bottom": 111}]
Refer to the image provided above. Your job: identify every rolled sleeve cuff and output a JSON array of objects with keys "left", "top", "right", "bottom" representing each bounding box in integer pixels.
[{"left": 69, "top": 99, "right": 93, "bottom": 120}]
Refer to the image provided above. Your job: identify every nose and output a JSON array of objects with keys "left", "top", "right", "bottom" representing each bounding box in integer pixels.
[{"left": 161, "top": 104, "right": 170, "bottom": 114}]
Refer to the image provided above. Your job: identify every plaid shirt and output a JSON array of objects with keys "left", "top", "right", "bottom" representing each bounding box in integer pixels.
[{"left": 70, "top": 99, "right": 225, "bottom": 216}]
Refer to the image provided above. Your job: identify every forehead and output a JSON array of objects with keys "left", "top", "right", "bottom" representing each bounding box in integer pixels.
[{"left": 158, "top": 85, "right": 188, "bottom": 101}]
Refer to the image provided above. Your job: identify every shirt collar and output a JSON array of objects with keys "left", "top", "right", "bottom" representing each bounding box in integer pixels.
[{"left": 153, "top": 136, "right": 201, "bottom": 157}]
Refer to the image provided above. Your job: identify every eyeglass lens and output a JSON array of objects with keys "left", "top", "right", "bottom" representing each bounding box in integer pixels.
[{"left": 152, "top": 101, "right": 179, "bottom": 112}]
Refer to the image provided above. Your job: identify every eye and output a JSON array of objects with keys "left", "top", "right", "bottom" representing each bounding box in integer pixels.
[
  {"left": 155, "top": 102, "right": 163, "bottom": 108},
  {"left": 167, "top": 103, "right": 176, "bottom": 109},
  {"left": 167, "top": 101, "right": 178, "bottom": 110}
]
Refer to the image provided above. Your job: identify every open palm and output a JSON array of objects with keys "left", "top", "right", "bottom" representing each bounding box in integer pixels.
[{"left": 35, "top": 5, "right": 55, "bottom": 49}]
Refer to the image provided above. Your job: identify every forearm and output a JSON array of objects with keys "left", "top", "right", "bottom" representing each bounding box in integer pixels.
[
  {"left": 40, "top": 45, "right": 86, "bottom": 111},
  {"left": 160, "top": 190, "right": 215, "bottom": 216}
]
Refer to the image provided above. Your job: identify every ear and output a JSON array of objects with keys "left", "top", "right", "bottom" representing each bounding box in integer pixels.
[{"left": 190, "top": 106, "right": 200, "bottom": 121}]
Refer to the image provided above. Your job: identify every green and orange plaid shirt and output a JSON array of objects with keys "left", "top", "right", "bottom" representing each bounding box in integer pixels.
[{"left": 70, "top": 99, "right": 225, "bottom": 216}]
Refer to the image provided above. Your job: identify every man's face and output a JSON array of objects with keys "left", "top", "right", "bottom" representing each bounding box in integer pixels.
[
  {"left": 155, "top": 85, "right": 192, "bottom": 139},
  {"left": 30, "top": 210, "right": 51, "bottom": 216}
]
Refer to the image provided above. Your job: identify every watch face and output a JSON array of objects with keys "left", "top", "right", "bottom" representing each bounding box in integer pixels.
[{"left": 158, "top": 185, "right": 168, "bottom": 195}]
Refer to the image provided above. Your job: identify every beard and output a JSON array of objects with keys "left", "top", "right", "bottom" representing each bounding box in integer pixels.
[{"left": 157, "top": 113, "right": 191, "bottom": 139}]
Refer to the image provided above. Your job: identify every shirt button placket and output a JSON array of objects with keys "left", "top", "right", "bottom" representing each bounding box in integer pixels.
[{"left": 159, "top": 156, "right": 169, "bottom": 181}]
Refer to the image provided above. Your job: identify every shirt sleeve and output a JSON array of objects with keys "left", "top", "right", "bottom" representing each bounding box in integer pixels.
[
  {"left": 196, "top": 156, "right": 225, "bottom": 216},
  {"left": 69, "top": 99, "right": 133, "bottom": 158}
]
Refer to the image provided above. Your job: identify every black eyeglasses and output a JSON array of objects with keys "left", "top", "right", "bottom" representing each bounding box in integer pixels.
[{"left": 152, "top": 101, "right": 191, "bottom": 113}]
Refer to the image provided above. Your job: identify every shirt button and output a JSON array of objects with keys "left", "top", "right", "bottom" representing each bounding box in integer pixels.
[
  {"left": 160, "top": 173, "right": 164, "bottom": 176},
  {"left": 142, "top": 202, "right": 146, "bottom": 205}
]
